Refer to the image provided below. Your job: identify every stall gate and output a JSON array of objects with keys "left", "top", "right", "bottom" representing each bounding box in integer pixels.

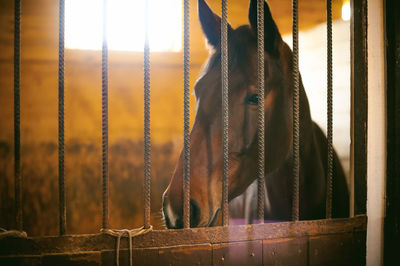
[{"left": 0, "top": 0, "right": 368, "bottom": 265}]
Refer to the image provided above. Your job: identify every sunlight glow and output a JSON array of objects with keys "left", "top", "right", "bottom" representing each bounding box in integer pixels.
[
  {"left": 341, "top": 2, "right": 350, "bottom": 21},
  {"left": 65, "top": 0, "right": 182, "bottom": 52}
]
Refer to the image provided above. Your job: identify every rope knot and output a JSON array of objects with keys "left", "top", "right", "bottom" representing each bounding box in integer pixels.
[{"left": 101, "top": 226, "right": 153, "bottom": 266}]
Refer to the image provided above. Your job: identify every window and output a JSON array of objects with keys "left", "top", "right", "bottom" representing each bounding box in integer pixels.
[
  {"left": 65, "top": 0, "right": 182, "bottom": 52},
  {"left": 341, "top": 1, "right": 350, "bottom": 21}
]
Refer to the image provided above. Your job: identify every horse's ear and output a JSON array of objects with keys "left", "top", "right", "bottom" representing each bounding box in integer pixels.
[
  {"left": 198, "top": 0, "right": 231, "bottom": 48},
  {"left": 249, "top": 0, "right": 281, "bottom": 55}
]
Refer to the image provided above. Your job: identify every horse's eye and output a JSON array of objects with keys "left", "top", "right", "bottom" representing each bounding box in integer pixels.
[{"left": 245, "top": 94, "right": 259, "bottom": 105}]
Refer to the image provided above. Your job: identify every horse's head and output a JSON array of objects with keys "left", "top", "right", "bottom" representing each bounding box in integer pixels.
[{"left": 163, "top": 0, "right": 295, "bottom": 228}]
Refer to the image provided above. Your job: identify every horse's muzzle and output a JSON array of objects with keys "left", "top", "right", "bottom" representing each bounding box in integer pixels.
[{"left": 162, "top": 195, "right": 201, "bottom": 229}]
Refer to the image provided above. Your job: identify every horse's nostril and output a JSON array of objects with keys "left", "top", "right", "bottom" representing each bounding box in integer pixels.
[{"left": 190, "top": 199, "right": 201, "bottom": 228}]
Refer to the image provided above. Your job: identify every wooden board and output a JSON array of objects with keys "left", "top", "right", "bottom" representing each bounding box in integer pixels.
[{"left": 0, "top": 216, "right": 367, "bottom": 266}]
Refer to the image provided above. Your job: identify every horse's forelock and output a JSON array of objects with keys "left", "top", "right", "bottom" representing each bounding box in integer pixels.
[{"left": 198, "top": 26, "right": 257, "bottom": 84}]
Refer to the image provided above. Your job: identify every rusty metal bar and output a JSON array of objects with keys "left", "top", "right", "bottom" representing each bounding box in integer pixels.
[
  {"left": 291, "top": 0, "right": 300, "bottom": 221},
  {"left": 221, "top": 0, "right": 229, "bottom": 227},
  {"left": 58, "top": 0, "right": 66, "bottom": 235},
  {"left": 143, "top": 0, "right": 151, "bottom": 229},
  {"left": 13, "top": 0, "right": 22, "bottom": 231},
  {"left": 256, "top": 0, "right": 265, "bottom": 224},
  {"left": 101, "top": 0, "right": 109, "bottom": 230},
  {"left": 183, "top": 0, "right": 191, "bottom": 229},
  {"left": 350, "top": 0, "right": 367, "bottom": 216},
  {"left": 326, "top": 0, "right": 333, "bottom": 219}
]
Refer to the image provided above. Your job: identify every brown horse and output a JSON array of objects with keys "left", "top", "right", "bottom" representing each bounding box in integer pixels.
[{"left": 162, "top": 0, "right": 349, "bottom": 229}]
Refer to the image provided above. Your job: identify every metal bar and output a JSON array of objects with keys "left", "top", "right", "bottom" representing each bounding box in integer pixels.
[
  {"left": 221, "top": 0, "right": 229, "bottom": 226},
  {"left": 143, "top": 0, "right": 151, "bottom": 229},
  {"left": 256, "top": 0, "right": 265, "bottom": 224},
  {"left": 326, "top": 0, "right": 333, "bottom": 219},
  {"left": 58, "top": 0, "right": 66, "bottom": 235},
  {"left": 183, "top": 0, "right": 190, "bottom": 229},
  {"left": 101, "top": 0, "right": 109, "bottom": 229},
  {"left": 350, "top": 0, "right": 367, "bottom": 216},
  {"left": 13, "top": 0, "right": 22, "bottom": 231},
  {"left": 291, "top": 0, "right": 300, "bottom": 221},
  {"left": 325, "top": 0, "right": 333, "bottom": 219}
]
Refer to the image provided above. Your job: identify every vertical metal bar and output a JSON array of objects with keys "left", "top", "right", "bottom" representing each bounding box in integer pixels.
[
  {"left": 101, "top": 0, "right": 109, "bottom": 230},
  {"left": 221, "top": 0, "right": 229, "bottom": 226},
  {"left": 351, "top": 0, "right": 368, "bottom": 216},
  {"left": 58, "top": 0, "right": 66, "bottom": 235},
  {"left": 183, "top": 0, "right": 191, "bottom": 229},
  {"left": 14, "top": 0, "right": 22, "bottom": 231},
  {"left": 256, "top": 0, "right": 265, "bottom": 224},
  {"left": 326, "top": 0, "right": 333, "bottom": 219},
  {"left": 143, "top": 0, "right": 151, "bottom": 229},
  {"left": 291, "top": 0, "right": 300, "bottom": 222}
]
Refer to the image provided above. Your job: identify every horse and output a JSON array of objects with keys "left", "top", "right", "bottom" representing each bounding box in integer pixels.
[{"left": 162, "top": 0, "right": 349, "bottom": 229}]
